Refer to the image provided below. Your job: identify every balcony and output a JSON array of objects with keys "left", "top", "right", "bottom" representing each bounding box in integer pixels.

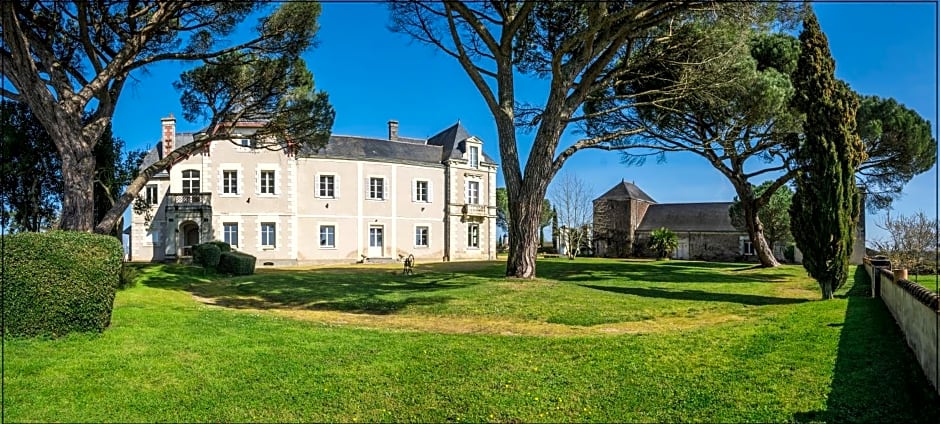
[
  {"left": 462, "top": 203, "right": 487, "bottom": 218},
  {"left": 167, "top": 192, "right": 212, "bottom": 209}
]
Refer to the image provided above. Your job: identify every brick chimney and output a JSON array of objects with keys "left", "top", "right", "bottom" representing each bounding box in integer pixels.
[
  {"left": 161, "top": 113, "right": 176, "bottom": 159},
  {"left": 388, "top": 120, "right": 399, "bottom": 141}
]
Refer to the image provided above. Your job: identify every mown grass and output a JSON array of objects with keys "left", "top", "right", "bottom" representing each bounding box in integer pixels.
[{"left": 4, "top": 258, "right": 938, "bottom": 422}]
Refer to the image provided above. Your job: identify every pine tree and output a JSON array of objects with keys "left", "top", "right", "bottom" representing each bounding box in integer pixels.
[{"left": 789, "top": 8, "right": 864, "bottom": 299}]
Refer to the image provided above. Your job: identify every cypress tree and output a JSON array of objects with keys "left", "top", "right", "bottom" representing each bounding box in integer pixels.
[{"left": 789, "top": 8, "right": 865, "bottom": 299}]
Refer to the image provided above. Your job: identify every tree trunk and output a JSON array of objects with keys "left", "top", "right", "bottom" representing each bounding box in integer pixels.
[
  {"left": 819, "top": 281, "right": 834, "bottom": 299},
  {"left": 505, "top": 183, "right": 547, "bottom": 278},
  {"left": 733, "top": 183, "right": 780, "bottom": 268},
  {"left": 58, "top": 144, "right": 96, "bottom": 232},
  {"left": 743, "top": 202, "right": 780, "bottom": 267}
]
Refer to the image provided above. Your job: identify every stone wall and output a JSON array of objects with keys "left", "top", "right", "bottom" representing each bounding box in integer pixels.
[
  {"left": 864, "top": 260, "right": 940, "bottom": 396},
  {"left": 592, "top": 198, "right": 650, "bottom": 257},
  {"left": 634, "top": 231, "right": 747, "bottom": 262}
]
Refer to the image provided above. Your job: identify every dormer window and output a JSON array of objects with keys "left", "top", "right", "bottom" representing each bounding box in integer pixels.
[{"left": 469, "top": 146, "right": 480, "bottom": 168}]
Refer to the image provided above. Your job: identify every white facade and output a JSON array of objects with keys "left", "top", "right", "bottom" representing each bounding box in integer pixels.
[{"left": 128, "top": 116, "right": 498, "bottom": 266}]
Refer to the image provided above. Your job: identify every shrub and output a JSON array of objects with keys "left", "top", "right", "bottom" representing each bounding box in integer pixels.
[
  {"left": 784, "top": 244, "right": 796, "bottom": 263},
  {"left": 2, "top": 231, "right": 122, "bottom": 337},
  {"left": 649, "top": 227, "right": 678, "bottom": 259},
  {"left": 218, "top": 251, "right": 256, "bottom": 276},
  {"left": 118, "top": 263, "right": 139, "bottom": 290},
  {"left": 193, "top": 243, "right": 222, "bottom": 269},
  {"left": 207, "top": 240, "right": 231, "bottom": 253}
]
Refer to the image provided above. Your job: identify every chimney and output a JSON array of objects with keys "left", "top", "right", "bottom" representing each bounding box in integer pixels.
[
  {"left": 161, "top": 113, "right": 176, "bottom": 159},
  {"left": 388, "top": 120, "right": 399, "bottom": 141}
]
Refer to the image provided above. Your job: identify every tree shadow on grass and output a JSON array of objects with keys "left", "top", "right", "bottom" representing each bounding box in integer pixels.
[
  {"left": 793, "top": 267, "right": 940, "bottom": 423},
  {"left": 578, "top": 284, "right": 808, "bottom": 306},
  {"left": 544, "top": 260, "right": 792, "bottom": 284},
  {"left": 139, "top": 264, "right": 480, "bottom": 315}
]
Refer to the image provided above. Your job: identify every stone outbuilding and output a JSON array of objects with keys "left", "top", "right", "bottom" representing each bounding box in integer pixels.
[
  {"left": 593, "top": 179, "right": 866, "bottom": 264},
  {"left": 593, "top": 180, "right": 752, "bottom": 261}
]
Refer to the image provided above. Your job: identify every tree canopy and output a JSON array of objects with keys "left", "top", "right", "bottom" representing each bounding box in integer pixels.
[
  {"left": 856, "top": 96, "right": 937, "bottom": 209},
  {"left": 586, "top": 13, "right": 800, "bottom": 267},
  {"left": 1, "top": 1, "right": 334, "bottom": 233},
  {"left": 0, "top": 101, "right": 61, "bottom": 232},
  {"left": 389, "top": 1, "right": 785, "bottom": 277},
  {"left": 589, "top": 11, "right": 933, "bottom": 267}
]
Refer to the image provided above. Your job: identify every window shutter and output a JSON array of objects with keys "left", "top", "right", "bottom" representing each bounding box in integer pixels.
[{"left": 427, "top": 181, "right": 433, "bottom": 203}]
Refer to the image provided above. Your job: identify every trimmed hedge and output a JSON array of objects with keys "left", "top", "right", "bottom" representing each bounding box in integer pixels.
[
  {"left": 219, "top": 251, "right": 257, "bottom": 276},
  {"left": 2, "top": 231, "right": 122, "bottom": 337},
  {"left": 207, "top": 240, "right": 231, "bottom": 253},
  {"left": 193, "top": 243, "right": 222, "bottom": 269}
]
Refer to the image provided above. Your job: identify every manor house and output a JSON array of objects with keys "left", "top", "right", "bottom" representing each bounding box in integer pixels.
[{"left": 127, "top": 115, "right": 498, "bottom": 265}]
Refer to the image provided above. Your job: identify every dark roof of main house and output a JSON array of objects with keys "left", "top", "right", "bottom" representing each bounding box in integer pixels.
[
  {"left": 139, "top": 122, "right": 497, "bottom": 169},
  {"left": 636, "top": 202, "right": 740, "bottom": 233},
  {"left": 595, "top": 180, "right": 657, "bottom": 203},
  {"left": 301, "top": 135, "right": 445, "bottom": 165}
]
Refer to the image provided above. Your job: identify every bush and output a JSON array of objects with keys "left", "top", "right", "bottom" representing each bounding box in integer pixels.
[
  {"left": 118, "top": 263, "right": 139, "bottom": 290},
  {"left": 649, "top": 227, "right": 678, "bottom": 259},
  {"left": 207, "top": 240, "right": 231, "bottom": 253},
  {"left": 784, "top": 244, "right": 796, "bottom": 263},
  {"left": 218, "top": 251, "right": 256, "bottom": 276},
  {"left": 193, "top": 243, "right": 222, "bottom": 269},
  {"left": 2, "top": 231, "right": 122, "bottom": 337}
]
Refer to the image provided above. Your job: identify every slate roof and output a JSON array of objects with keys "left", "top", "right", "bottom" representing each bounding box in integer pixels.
[
  {"left": 595, "top": 180, "right": 656, "bottom": 203},
  {"left": 426, "top": 122, "right": 496, "bottom": 164},
  {"left": 138, "top": 122, "right": 497, "bottom": 170},
  {"left": 636, "top": 202, "right": 740, "bottom": 233},
  {"left": 301, "top": 135, "right": 444, "bottom": 165}
]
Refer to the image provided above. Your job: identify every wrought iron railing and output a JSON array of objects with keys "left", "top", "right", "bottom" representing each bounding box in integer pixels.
[{"left": 167, "top": 192, "right": 212, "bottom": 208}]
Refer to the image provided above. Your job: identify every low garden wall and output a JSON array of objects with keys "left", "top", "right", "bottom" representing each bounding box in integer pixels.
[{"left": 864, "top": 259, "right": 940, "bottom": 395}]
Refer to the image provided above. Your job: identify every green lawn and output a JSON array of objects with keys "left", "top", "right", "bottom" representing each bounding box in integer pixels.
[{"left": 4, "top": 258, "right": 938, "bottom": 422}]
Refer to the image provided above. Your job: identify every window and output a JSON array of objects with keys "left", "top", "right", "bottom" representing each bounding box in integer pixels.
[
  {"left": 223, "top": 223, "right": 238, "bottom": 247},
  {"left": 223, "top": 170, "right": 238, "bottom": 194},
  {"left": 149, "top": 229, "right": 161, "bottom": 245},
  {"left": 741, "top": 236, "right": 755, "bottom": 256},
  {"left": 318, "top": 175, "right": 335, "bottom": 198},
  {"left": 239, "top": 138, "right": 255, "bottom": 148},
  {"left": 181, "top": 170, "right": 200, "bottom": 194},
  {"left": 414, "top": 180, "right": 429, "bottom": 202},
  {"left": 466, "top": 181, "right": 480, "bottom": 204},
  {"left": 369, "top": 177, "right": 385, "bottom": 200},
  {"left": 469, "top": 146, "right": 480, "bottom": 168},
  {"left": 467, "top": 224, "right": 480, "bottom": 248},
  {"left": 415, "top": 226, "right": 429, "bottom": 247},
  {"left": 145, "top": 184, "right": 158, "bottom": 205},
  {"left": 320, "top": 225, "right": 335, "bottom": 248},
  {"left": 261, "top": 222, "right": 276, "bottom": 248},
  {"left": 260, "top": 170, "right": 276, "bottom": 194}
]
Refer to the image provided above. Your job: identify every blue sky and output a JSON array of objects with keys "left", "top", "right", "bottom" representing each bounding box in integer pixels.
[{"left": 111, "top": 2, "right": 938, "bottom": 244}]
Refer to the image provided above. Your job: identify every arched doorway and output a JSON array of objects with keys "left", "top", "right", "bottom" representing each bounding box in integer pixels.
[{"left": 180, "top": 220, "right": 200, "bottom": 256}]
